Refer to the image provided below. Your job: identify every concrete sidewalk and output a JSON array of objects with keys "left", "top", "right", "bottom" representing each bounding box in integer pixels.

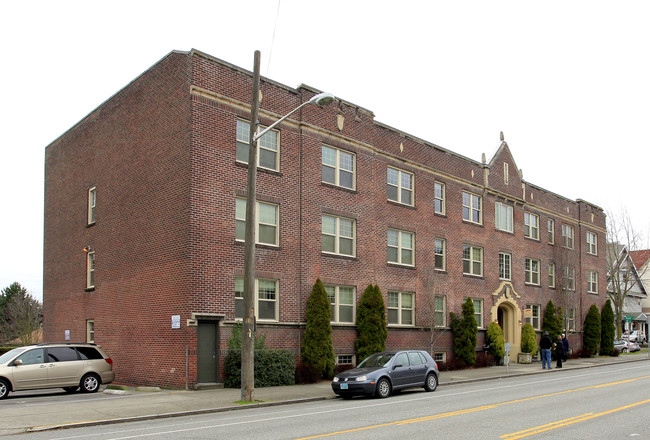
[{"left": 2, "top": 352, "right": 648, "bottom": 436}]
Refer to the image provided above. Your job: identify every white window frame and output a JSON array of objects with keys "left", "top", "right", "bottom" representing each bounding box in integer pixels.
[
  {"left": 499, "top": 252, "right": 512, "bottom": 280},
  {"left": 524, "top": 212, "right": 540, "bottom": 240},
  {"left": 387, "top": 229, "right": 415, "bottom": 266},
  {"left": 564, "top": 266, "right": 576, "bottom": 291},
  {"left": 86, "top": 251, "right": 95, "bottom": 289},
  {"left": 549, "top": 262, "right": 556, "bottom": 288},
  {"left": 525, "top": 304, "right": 541, "bottom": 330},
  {"left": 434, "top": 182, "right": 446, "bottom": 215},
  {"left": 587, "top": 271, "right": 598, "bottom": 294},
  {"left": 235, "top": 198, "right": 279, "bottom": 246},
  {"left": 434, "top": 295, "right": 446, "bottom": 327},
  {"left": 565, "top": 308, "right": 576, "bottom": 332},
  {"left": 434, "top": 238, "right": 446, "bottom": 271},
  {"left": 525, "top": 258, "right": 540, "bottom": 285},
  {"left": 547, "top": 219, "right": 555, "bottom": 244},
  {"left": 235, "top": 278, "right": 279, "bottom": 321},
  {"left": 463, "top": 245, "right": 483, "bottom": 276},
  {"left": 387, "top": 291, "right": 414, "bottom": 326},
  {"left": 586, "top": 231, "right": 598, "bottom": 255},
  {"left": 462, "top": 191, "right": 482, "bottom": 224},
  {"left": 87, "top": 186, "right": 96, "bottom": 225},
  {"left": 322, "top": 145, "right": 355, "bottom": 190},
  {"left": 562, "top": 224, "right": 575, "bottom": 249},
  {"left": 387, "top": 166, "right": 413, "bottom": 206},
  {"left": 321, "top": 215, "right": 356, "bottom": 257},
  {"left": 325, "top": 285, "right": 356, "bottom": 324},
  {"left": 472, "top": 298, "right": 484, "bottom": 328},
  {"left": 495, "top": 202, "right": 513, "bottom": 233},
  {"left": 236, "top": 119, "right": 280, "bottom": 171},
  {"left": 504, "top": 162, "right": 509, "bottom": 185},
  {"left": 335, "top": 354, "right": 355, "bottom": 365},
  {"left": 86, "top": 319, "right": 95, "bottom": 343}
]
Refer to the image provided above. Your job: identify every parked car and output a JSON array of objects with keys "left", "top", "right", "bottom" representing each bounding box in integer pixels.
[
  {"left": 626, "top": 331, "right": 645, "bottom": 344},
  {"left": 0, "top": 343, "right": 114, "bottom": 399},
  {"left": 628, "top": 341, "right": 641, "bottom": 352},
  {"left": 614, "top": 339, "right": 634, "bottom": 353},
  {"left": 331, "top": 350, "right": 439, "bottom": 399}
]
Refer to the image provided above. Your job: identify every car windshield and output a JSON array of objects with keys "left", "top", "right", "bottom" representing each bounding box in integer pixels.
[
  {"left": 0, "top": 347, "right": 26, "bottom": 364},
  {"left": 357, "top": 353, "right": 395, "bottom": 368}
]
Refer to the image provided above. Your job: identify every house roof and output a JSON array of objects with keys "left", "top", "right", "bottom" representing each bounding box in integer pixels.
[{"left": 630, "top": 249, "right": 650, "bottom": 270}]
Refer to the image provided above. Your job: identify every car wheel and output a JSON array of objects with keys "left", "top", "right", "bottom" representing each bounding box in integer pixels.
[
  {"left": 622, "top": 348, "right": 628, "bottom": 353},
  {"left": 0, "top": 379, "right": 9, "bottom": 400},
  {"left": 63, "top": 386, "right": 79, "bottom": 393},
  {"left": 80, "top": 374, "right": 101, "bottom": 393},
  {"left": 375, "top": 377, "right": 391, "bottom": 398},
  {"left": 424, "top": 373, "right": 438, "bottom": 392}
]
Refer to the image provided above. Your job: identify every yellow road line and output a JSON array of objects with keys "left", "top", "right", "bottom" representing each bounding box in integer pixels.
[{"left": 294, "top": 375, "right": 650, "bottom": 440}]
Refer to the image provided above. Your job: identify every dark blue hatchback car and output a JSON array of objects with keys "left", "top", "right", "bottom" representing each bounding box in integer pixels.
[{"left": 331, "top": 350, "right": 439, "bottom": 399}]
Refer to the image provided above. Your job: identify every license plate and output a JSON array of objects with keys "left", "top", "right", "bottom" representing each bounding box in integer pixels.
[{"left": 340, "top": 383, "right": 348, "bottom": 390}]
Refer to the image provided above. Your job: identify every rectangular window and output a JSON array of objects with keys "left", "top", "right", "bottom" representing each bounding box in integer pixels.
[
  {"left": 236, "top": 119, "right": 279, "bottom": 171},
  {"left": 504, "top": 162, "right": 509, "bottom": 185},
  {"left": 495, "top": 202, "right": 513, "bottom": 232},
  {"left": 547, "top": 219, "right": 555, "bottom": 244},
  {"left": 336, "top": 355, "right": 354, "bottom": 365},
  {"left": 86, "top": 320, "right": 95, "bottom": 343},
  {"left": 86, "top": 251, "right": 95, "bottom": 289},
  {"left": 524, "top": 212, "right": 540, "bottom": 240},
  {"left": 387, "top": 167, "right": 413, "bottom": 205},
  {"left": 434, "top": 239, "right": 446, "bottom": 271},
  {"left": 587, "top": 271, "right": 598, "bottom": 294},
  {"left": 434, "top": 182, "right": 446, "bottom": 215},
  {"left": 325, "top": 285, "right": 355, "bottom": 323},
  {"left": 525, "top": 258, "right": 540, "bottom": 285},
  {"left": 564, "top": 266, "right": 576, "bottom": 291},
  {"left": 87, "top": 187, "right": 96, "bottom": 225},
  {"left": 388, "top": 291, "right": 414, "bottom": 326},
  {"left": 499, "top": 252, "right": 511, "bottom": 280},
  {"left": 235, "top": 198, "right": 279, "bottom": 246},
  {"left": 562, "top": 224, "right": 574, "bottom": 249},
  {"left": 548, "top": 263, "right": 556, "bottom": 288},
  {"left": 463, "top": 245, "right": 483, "bottom": 276},
  {"left": 525, "top": 304, "right": 541, "bottom": 330},
  {"left": 462, "top": 192, "right": 482, "bottom": 224},
  {"left": 322, "top": 215, "right": 355, "bottom": 257},
  {"left": 472, "top": 299, "right": 484, "bottom": 328},
  {"left": 387, "top": 229, "right": 414, "bottom": 266},
  {"left": 235, "top": 278, "right": 279, "bottom": 321},
  {"left": 566, "top": 308, "right": 576, "bottom": 332},
  {"left": 586, "top": 231, "right": 598, "bottom": 255},
  {"left": 434, "top": 296, "right": 446, "bottom": 327},
  {"left": 322, "top": 145, "right": 355, "bottom": 190}
]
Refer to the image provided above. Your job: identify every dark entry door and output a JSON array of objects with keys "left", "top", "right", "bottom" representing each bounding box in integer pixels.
[{"left": 197, "top": 321, "right": 218, "bottom": 383}]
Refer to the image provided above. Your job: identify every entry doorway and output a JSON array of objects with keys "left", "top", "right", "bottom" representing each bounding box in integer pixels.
[
  {"left": 197, "top": 321, "right": 218, "bottom": 384},
  {"left": 497, "top": 302, "right": 519, "bottom": 361}
]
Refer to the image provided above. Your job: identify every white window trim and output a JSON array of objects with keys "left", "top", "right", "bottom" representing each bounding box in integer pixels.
[
  {"left": 588, "top": 271, "right": 598, "bottom": 294},
  {"left": 235, "top": 198, "right": 279, "bottom": 246},
  {"left": 525, "top": 258, "right": 541, "bottom": 285},
  {"left": 525, "top": 304, "right": 541, "bottom": 330},
  {"left": 472, "top": 298, "right": 484, "bottom": 328},
  {"left": 434, "top": 295, "right": 446, "bottom": 327},
  {"left": 495, "top": 202, "right": 514, "bottom": 233},
  {"left": 86, "top": 251, "right": 95, "bottom": 289},
  {"left": 387, "top": 166, "right": 414, "bottom": 206},
  {"left": 86, "top": 320, "right": 95, "bottom": 343},
  {"left": 235, "top": 278, "right": 279, "bottom": 322},
  {"left": 322, "top": 145, "right": 356, "bottom": 190},
  {"left": 387, "top": 291, "right": 415, "bottom": 326},
  {"left": 434, "top": 238, "right": 446, "bottom": 271},
  {"left": 326, "top": 285, "right": 356, "bottom": 324},
  {"left": 499, "top": 252, "right": 512, "bottom": 281},
  {"left": 463, "top": 245, "right": 483, "bottom": 277},
  {"left": 547, "top": 219, "right": 555, "bottom": 244},
  {"left": 549, "top": 262, "right": 556, "bottom": 288},
  {"left": 587, "top": 231, "right": 598, "bottom": 255},
  {"left": 321, "top": 215, "right": 356, "bottom": 257},
  {"left": 562, "top": 224, "right": 575, "bottom": 249},
  {"left": 462, "top": 191, "right": 482, "bottom": 225},
  {"left": 387, "top": 229, "right": 415, "bottom": 266},
  {"left": 434, "top": 182, "right": 446, "bottom": 215},
  {"left": 524, "top": 212, "right": 540, "bottom": 240},
  {"left": 564, "top": 266, "right": 576, "bottom": 291},
  {"left": 87, "top": 186, "right": 96, "bottom": 225},
  {"left": 335, "top": 354, "right": 355, "bottom": 365},
  {"left": 236, "top": 119, "right": 280, "bottom": 171}
]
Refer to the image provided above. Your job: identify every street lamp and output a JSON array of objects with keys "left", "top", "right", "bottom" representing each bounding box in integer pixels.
[{"left": 242, "top": 50, "right": 334, "bottom": 402}]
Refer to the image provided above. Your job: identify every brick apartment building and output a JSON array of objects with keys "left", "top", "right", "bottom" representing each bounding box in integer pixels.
[{"left": 43, "top": 49, "right": 606, "bottom": 388}]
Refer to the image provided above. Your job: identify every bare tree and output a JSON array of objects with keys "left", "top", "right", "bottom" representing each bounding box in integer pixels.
[{"left": 606, "top": 209, "right": 649, "bottom": 338}]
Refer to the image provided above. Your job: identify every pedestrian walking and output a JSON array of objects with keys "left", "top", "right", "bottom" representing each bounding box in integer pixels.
[
  {"left": 561, "top": 334, "right": 569, "bottom": 361},
  {"left": 540, "top": 331, "right": 553, "bottom": 369},
  {"left": 556, "top": 335, "right": 564, "bottom": 368}
]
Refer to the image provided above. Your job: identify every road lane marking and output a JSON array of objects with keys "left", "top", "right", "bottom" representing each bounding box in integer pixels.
[
  {"left": 294, "top": 375, "right": 650, "bottom": 440},
  {"left": 501, "top": 399, "right": 650, "bottom": 439}
]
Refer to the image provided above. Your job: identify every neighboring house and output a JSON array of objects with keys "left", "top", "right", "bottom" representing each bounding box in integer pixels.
[
  {"left": 608, "top": 246, "right": 648, "bottom": 336},
  {"left": 630, "top": 250, "right": 650, "bottom": 338},
  {"left": 43, "top": 49, "right": 607, "bottom": 388}
]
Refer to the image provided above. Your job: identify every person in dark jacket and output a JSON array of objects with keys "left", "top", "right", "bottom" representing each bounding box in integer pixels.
[
  {"left": 561, "top": 334, "right": 569, "bottom": 361},
  {"left": 540, "top": 331, "right": 553, "bottom": 369},
  {"left": 556, "top": 335, "right": 564, "bottom": 368}
]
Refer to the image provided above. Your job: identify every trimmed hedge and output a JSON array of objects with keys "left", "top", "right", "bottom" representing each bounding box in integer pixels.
[{"left": 224, "top": 349, "right": 295, "bottom": 388}]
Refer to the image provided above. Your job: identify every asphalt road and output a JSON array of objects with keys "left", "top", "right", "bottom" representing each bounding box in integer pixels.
[{"left": 7, "top": 363, "right": 650, "bottom": 439}]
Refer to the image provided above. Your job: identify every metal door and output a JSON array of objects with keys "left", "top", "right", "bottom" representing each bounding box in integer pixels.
[{"left": 197, "top": 321, "right": 218, "bottom": 383}]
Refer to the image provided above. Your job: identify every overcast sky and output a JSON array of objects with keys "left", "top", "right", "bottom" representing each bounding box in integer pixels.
[{"left": 1, "top": 1, "right": 649, "bottom": 302}]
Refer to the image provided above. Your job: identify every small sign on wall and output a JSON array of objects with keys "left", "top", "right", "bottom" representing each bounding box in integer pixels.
[{"left": 171, "top": 315, "right": 181, "bottom": 329}]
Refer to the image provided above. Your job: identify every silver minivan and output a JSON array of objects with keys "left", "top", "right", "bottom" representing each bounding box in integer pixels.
[{"left": 0, "top": 343, "right": 115, "bottom": 399}]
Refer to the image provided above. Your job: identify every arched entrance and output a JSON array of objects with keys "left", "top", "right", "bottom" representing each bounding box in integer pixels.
[{"left": 490, "top": 282, "right": 522, "bottom": 362}]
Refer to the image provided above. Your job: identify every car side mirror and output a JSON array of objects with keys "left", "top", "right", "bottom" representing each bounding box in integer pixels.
[
  {"left": 393, "top": 363, "right": 403, "bottom": 369},
  {"left": 14, "top": 359, "right": 23, "bottom": 366}
]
